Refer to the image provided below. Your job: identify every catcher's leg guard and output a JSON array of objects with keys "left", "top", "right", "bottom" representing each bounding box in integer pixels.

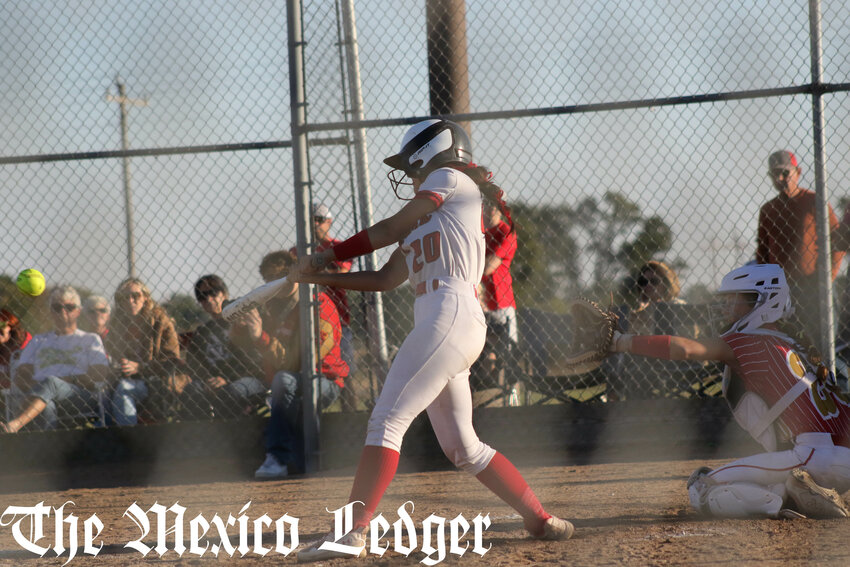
[{"left": 687, "top": 467, "right": 783, "bottom": 518}]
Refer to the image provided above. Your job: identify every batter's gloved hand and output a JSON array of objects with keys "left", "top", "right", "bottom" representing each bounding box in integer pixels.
[{"left": 563, "top": 297, "right": 619, "bottom": 374}]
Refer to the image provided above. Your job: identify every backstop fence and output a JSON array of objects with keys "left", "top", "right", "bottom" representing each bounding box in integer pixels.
[{"left": 2, "top": 0, "right": 850, "bottom": 448}]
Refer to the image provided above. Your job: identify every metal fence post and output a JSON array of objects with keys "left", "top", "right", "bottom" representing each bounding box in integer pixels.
[
  {"left": 288, "top": 0, "right": 320, "bottom": 472},
  {"left": 808, "top": 0, "right": 836, "bottom": 373},
  {"left": 340, "top": 0, "right": 391, "bottom": 388}
]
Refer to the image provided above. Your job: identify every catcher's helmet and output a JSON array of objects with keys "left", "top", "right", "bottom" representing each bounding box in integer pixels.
[
  {"left": 718, "top": 263, "right": 792, "bottom": 334},
  {"left": 383, "top": 119, "right": 472, "bottom": 198}
]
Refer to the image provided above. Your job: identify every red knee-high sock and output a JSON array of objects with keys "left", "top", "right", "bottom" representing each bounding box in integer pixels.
[
  {"left": 475, "top": 452, "right": 551, "bottom": 536},
  {"left": 348, "top": 445, "right": 400, "bottom": 529}
]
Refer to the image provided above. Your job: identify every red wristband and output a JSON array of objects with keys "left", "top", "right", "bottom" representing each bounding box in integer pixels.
[
  {"left": 333, "top": 229, "right": 374, "bottom": 261},
  {"left": 631, "top": 335, "right": 672, "bottom": 359}
]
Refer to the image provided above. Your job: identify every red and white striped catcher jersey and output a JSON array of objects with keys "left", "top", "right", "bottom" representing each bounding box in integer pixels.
[
  {"left": 724, "top": 332, "right": 850, "bottom": 447},
  {"left": 401, "top": 167, "right": 485, "bottom": 288}
]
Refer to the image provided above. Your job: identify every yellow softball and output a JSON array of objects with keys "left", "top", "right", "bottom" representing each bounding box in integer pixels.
[{"left": 16, "top": 268, "right": 46, "bottom": 297}]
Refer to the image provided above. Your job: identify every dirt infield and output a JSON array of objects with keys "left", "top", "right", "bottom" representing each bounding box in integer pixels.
[{"left": 1, "top": 457, "right": 849, "bottom": 566}]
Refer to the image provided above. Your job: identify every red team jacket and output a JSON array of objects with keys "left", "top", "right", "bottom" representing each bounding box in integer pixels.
[
  {"left": 254, "top": 290, "right": 349, "bottom": 388},
  {"left": 481, "top": 221, "right": 517, "bottom": 311},
  {"left": 724, "top": 332, "right": 850, "bottom": 448},
  {"left": 316, "top": 238, "right": 353, "bottom": 327}
]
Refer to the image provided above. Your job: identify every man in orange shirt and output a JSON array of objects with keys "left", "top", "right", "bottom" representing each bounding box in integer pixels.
[{"left": 756, "top": 150, "right": 844, "bottom": 343}]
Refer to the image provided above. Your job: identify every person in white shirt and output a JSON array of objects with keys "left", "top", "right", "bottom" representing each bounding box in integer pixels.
[{"left": 2, "top": 286, "right": 109, "bottom": 432}]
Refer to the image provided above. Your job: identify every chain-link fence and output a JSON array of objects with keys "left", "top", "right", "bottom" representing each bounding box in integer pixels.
[{"left": 2, "top": 1, "right": 850, "bottom": 439}]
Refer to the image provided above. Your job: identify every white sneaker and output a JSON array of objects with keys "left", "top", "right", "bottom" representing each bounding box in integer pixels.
[
  {"left": 297, "top": 528, "right": 367, "bottom": 562},
  {"left": 254, "top": 453, "right": 288, "bottom": 479},
  {"left": 785, "top": 468, "right": 850, "bottom": 519},
  {"left": 531, "top": 516, "right": 575, "bottom": 541}
]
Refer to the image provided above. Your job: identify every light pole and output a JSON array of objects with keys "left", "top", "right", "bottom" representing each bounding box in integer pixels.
[{"left": 106, "top": 77, "right": 147, "bottom": 279}]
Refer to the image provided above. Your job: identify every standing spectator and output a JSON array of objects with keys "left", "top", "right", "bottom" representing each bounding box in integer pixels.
[
  {"left": 80, "top": 295, "right": 111, "bottom": 343},
  {"left": 105, "top": 278, "right": 182, "bottom": 425},
  {"left": 239, "top": 250, "right": 348, "bottom": 479},
  {"left": 756, "top": 150, "right": 844, "bottom": 343},
  {"left": 470, "top": 181, "right": 520, "bottom": 405},
  {"left": 308, "top": 204, "right": 355, "bottom": 391},
  {"left": 1, "top": 286, "right": 109, "bottom": 432},
  {"left": 603, "top": 261, "right": 703, "bottom": 399},
  {"left": 0, "top": 309, "right": 32, "bottom": 390},
  {"left": 183, "top": 274, "right": 266, "bottom": 418}
]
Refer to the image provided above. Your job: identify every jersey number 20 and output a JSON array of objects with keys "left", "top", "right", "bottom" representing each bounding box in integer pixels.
[{"left": 410, "top": 231, "right": 441, "bottom": 273}]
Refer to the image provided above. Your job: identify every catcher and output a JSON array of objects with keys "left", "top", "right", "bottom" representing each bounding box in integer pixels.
[{"left": 568, "top": 263, "right": 850, "bottom": 519}]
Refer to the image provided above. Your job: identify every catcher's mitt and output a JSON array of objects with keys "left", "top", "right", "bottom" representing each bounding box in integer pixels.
[{"left": 563, "top": 297, "right": 618, "bottom": 374}]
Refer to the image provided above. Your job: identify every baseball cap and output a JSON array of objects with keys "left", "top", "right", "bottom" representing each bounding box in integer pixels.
[
  {"left": 313, "top": 203, "right": 332, "bottom": 220},
  {"left": 768, "top": 150, "right": 798, "bottom": 171}
]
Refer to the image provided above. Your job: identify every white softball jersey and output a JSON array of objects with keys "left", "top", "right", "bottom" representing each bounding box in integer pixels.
[
  {"left": 365, "top": 167, "right": 496, "bottom": 474},
  {"left": 400, "top": 167, "right": 486, "bottom": 290}
]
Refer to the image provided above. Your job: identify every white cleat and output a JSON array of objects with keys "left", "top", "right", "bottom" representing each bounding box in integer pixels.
[
  {"left": 785, "top": 468, "right": 850, "bottom": 519},
  {"left": 297, "top": 528, "right": 367, "bottom": 563}
]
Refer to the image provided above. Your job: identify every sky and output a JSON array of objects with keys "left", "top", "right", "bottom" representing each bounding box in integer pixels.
[{"left": 2, "top": 0, "right": 850, "bottom": 303}]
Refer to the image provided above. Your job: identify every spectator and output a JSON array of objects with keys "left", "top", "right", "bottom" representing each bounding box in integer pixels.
[
  {"left": 104, "top": 278, "right": 182, "bottom": 425},
  {"left": 80, "top": 295, "right": 111, "bottom": 342},
  {"left": 470, "top": 180, "right": 520, "bottom": 406},
  {"left": 239, "top": 249, "right": 348, "bottom": 479},
  {"left": 1, "top": 286, "right": 109, "bottom": 432},
  {"left": 619, "top": 261, "right": 690, "bottom": 334},
  {"left": 0, "top": 309, "right": 32, "bottom": 390},
  {"left": 301, "top": 204, "right": 355, "bottom": 391},
  {"left": 604, "top": 261, "right": 703, "bottom": 399},
  {"left": 756, "top": 150, "right": 844, "bottom": 343},
  {"left": 182, "top": 274, "right": 266, "bottom": 419}
]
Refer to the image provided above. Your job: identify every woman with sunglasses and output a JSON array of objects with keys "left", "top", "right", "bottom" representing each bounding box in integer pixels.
[
  {"left": 603, "top": 260, "right": 703, "bottom": 400},
  {"left": 104, "top": 278, "right": 181, "bottom": 425},
  {"left": 0, "top": 309, "right": 31, "bottom": 390}
]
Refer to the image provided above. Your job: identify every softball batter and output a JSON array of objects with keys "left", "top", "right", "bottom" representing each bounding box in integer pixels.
[{"left": 291, "top": 119, "right": 572, "bottom": 561}]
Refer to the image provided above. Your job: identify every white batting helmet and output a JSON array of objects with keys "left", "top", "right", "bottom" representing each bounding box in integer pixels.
[
  {"left": 384, "top": 119, "right": 472, "bottom": 177},
  {"left": 718, "top": 263, "right": 793, "bottom": 334}
]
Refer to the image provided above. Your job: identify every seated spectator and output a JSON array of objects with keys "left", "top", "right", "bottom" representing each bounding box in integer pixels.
[
  {"left": 233, "top": 249, "right": 348, "bottom": 479},
  {"left": 603, "top": 261, "right": 704, "bottom": 400},
  {"left": 0, "top": 309, "right": 32, "bottom": 390},
  {"left": 80, "top": 295, "right": 111, "bottom": 342},
  {"left": 1, "top": 286, "right": 109, "bottom": 432},
  {"left": 104, "top": 278, "right": 182, "bottom": 425},
  {"left": 182, "top": 274, "right": 267, "bottom": 419}
]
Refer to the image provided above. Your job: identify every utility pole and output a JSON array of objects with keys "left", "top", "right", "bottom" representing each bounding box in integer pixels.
[
  {"left": 106, "top": 77, "right": 147, "bottom": 279},
  {"left": 426, "top": 0, "right": 471, "bottom": 132}
]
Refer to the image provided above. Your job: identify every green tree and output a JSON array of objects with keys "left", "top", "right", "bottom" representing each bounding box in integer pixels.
[
  {"left": 164, "top": 293, "right": 207, "bottom": 334},
  {"left": 511, "top": 203, "right": 579, "bottom": 311},
  {"left": 511, "top": 191, "right": 677, "bottom": 309}
]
